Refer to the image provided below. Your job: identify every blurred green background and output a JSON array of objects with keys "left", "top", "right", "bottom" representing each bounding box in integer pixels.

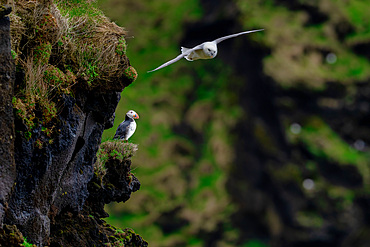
[{"left": 98, "top": 0, "right": 370, "bottom": 246}]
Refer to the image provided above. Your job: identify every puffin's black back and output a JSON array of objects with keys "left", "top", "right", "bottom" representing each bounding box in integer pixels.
[{"left": 113, "top": 114, "right": 134, "bottom": 140}]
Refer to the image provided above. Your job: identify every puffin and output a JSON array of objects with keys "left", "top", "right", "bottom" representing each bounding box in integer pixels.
[{"left": 113, "top": 110, "right": 139, "bottom": 141}]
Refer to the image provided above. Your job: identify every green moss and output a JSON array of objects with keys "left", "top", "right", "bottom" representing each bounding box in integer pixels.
[
  {"left": 43, "top": 66, "right": 76, "bottom": 93},
  {"left": 97, "top": 140, "right": 138, "bottom": 162},
  {"left": 35, "top": 139, "right": 43, "bottom": 149},
  {"left": 116, "top": 37, "right": 127, "bottom": 56},
  {"left": 79, "top": 45, "right": 100, "bottom": 85},
  {"left": 55, "top": 0, "right": 103, "bottom": 18},
  {"left": 13, "top": 88, "right": 57, "bottom": 139},
  {"left": 22, "top": 238, "right": 36, "bottom": 247},
  {"left": 33, "top": 42, "right": 52, "bottom": 65},
  {"left": 105, "top": 227, "right": 147, "bottom": 247},
  {"left": 13, "top": 97, "right": 36, "bottom": 131},
  {"left": 11, "top": 49, "right": 17, "bottom": 60},
  {"left": 109, "top": 149, "right": 124, "bottom": 161},
  {"left": 123, "top": 66, "right": 138, "bottom": 82}
]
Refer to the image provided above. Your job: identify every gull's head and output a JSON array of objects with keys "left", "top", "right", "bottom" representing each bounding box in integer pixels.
[
  {"left": 126, "top": 110, "right": 139, "bottom": 119},
  {"left": 203, "top": 42, "right": 218, "bottom": 58}
]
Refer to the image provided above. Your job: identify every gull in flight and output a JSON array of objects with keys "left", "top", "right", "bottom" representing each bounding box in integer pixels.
[{"left": 148, "top": 29, "right": 264, "bottom": 73}]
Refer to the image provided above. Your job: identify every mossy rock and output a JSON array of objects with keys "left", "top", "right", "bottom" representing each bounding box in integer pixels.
[
  {"left": 123, "top": 66, "right": 138, "bottom": 83},
  {"left": 116, "top": 37, "right": 127, "bottom": 56},
  {"left": 49, "top": 212, "right": 147, "bottom": 246},
  {"left": 43, "top": 65, "right": 76, "bottom": 93},
  {"left": 33, "top": 42, "right": 52, "bottom": 65},
  {"left": 105, "top": 227, "right": 148, "bottom": 247}
]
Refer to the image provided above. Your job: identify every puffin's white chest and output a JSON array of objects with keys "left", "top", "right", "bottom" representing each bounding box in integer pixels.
[{"left": 126, "top": 121, "right": 137, "bottom": 140}]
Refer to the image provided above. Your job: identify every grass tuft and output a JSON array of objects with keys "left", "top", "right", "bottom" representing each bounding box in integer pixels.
[
  {"left": 54, "top": 0, "right": 130, "bottom": 85},
  {"left": 95, "top": 140, "right": 138, "bottom": 178}
]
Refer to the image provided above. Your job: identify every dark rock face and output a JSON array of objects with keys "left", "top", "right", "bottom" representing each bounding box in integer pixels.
[
  {"left": 49, "top": 212, "right": 148, "bottom": 247},
  {"left": 5, "top": 91, "right": 124, "bottom": 245},
  {"left": 48, "top": 144, "right": 144, "bottom": 246},
  {"left": 0, "top": 6, "right": 16, "bottom": 227},
  {"left": 86, "top": 158, "right": 141, "bottom": 218}
]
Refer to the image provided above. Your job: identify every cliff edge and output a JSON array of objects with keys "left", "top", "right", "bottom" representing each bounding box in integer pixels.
[{"left": 0, "top": 1, "right": 146, "bottom": 246}]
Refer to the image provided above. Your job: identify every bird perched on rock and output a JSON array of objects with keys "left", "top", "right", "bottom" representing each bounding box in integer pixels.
[
  {"left": 114, "top": 110, "right": 139, "bottom": 141},
  {"left": 148, "top": 29, "right": 264, "bottom": 72}
]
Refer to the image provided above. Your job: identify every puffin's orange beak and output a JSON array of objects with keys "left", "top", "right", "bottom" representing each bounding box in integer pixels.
[{"left": 134, "top": 114, "right": 139, "bottom": 119}]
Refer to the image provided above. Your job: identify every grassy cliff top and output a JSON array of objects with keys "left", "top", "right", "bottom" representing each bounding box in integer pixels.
[{"left": 8, "top": 0, "right": 137, "bottom": 139}]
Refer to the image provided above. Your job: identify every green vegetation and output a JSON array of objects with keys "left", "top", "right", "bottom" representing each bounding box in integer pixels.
[
  {"left": 287, "top": 116, "right": 370, "bottom": 187},
  {"left": 116, "top": 37, "right": 127, "bottom": 56},
  {"left": 99, "top": 0, "right": 241, "bottom": 245},
  {"left": 95, "top": 140, "right": 138, "bottom": 178},
  {"left": 105, "top": 227, "right": 146, "bottom": 247},
  {"left": 11, "top": 49, "right": 17, "bottom": 60},
  {"left": 9, "top": 0, "right": 134, "bottom": 139},
  {"left": 55, "top": 0, "right": 104, "bottom": 18},
  {"left": 33, "top": 42, "right": 52, "bottom": 65},
  {"left": 22, "top": 238, "right": 35, "bottom": 247},
  {"left": 299, "top": 117, "right": 369, "bottom": 167},
  {"left": 236, "top": 0, "right": 370, "bottom": 90},
  {"left": 123, "top": 66, "right": 138, "bottom": 82},
  {"left": 99, "top": 0, "right": 370, "bottom": 246},
  {"left": 285, "top": 116, "right": 370, "bottom": 209}
]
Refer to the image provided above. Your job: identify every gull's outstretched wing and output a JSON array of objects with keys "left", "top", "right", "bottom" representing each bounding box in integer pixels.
[
  {"left": 147, "top": 44, "right": 204, "bottom": 73},
  {"left": 214, "top": 29, "right": 264, "bottom": 44}
]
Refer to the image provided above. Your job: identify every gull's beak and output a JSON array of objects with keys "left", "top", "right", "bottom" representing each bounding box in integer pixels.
[{"left": 134, "top": 114, "right": 139, "bottom": 119}]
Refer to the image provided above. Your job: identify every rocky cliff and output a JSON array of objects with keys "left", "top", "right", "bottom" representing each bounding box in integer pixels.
[{"left": 0, "top": 1, "right": 146, "bottom": 246}]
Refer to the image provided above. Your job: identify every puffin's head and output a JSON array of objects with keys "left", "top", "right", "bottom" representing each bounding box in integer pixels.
[
  {"left": 203, "top": 42, "right": 217, "bottom": 58},
  {"left": 127, "top": 110, "right": 139, "bottom": 119}
]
